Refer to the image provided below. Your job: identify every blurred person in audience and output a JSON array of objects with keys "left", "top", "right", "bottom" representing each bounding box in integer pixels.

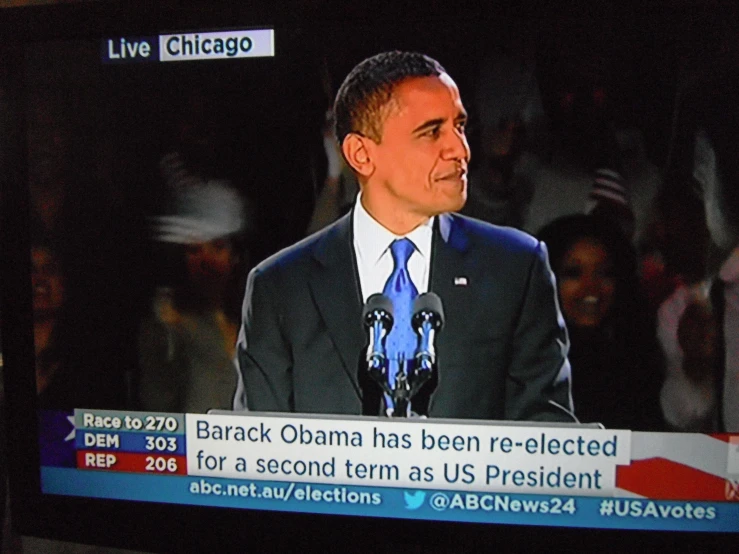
[
  {"left": 584, "top": 166, "right": 635, "bottom": 243},
  {"left": 138, "top": 178, "right": 248, "bottom": 414},
  {"left": 31, "top": 234, "right": 112, "bottom": 409},
  {"left": 305, "top": 105, "right": 359, "bottom": 234},
  {"left": 32, "top": 241, "right": 66, "bottom": 400},
  {"left": 523, "top": 106, "right": 643, "bottom": 243},
  {"left": 26, "top": 95, "right": 71, "bottom": 236},
  {"left": 25, "top": 87, "right": 150, "bottom": 410},
  {"left": 615, "top": 128, "right": 662, "bottom": 247},
  {"left": 659, "top": 71, "right": 739, "bottom": 432},
  {"left": 524, "top": 26, "right": 618, "bottom": 236},
  {"left": 538, "top": 214, "right": 664, "bottom": 429},
  {"left": 641, "top": 179, "right": 712, "bottom": 431},
  {"left": 461, "top": 45, "right": 546, "bottom": 228},
  {"left": 525, "top": 26, "right": 660, "bottom": 243},
  {"left": 305, "top": 58, "right": 360, "bottom": 235},
  {"left": 640, "top": 178, "right": 710, "bottom": 315}
]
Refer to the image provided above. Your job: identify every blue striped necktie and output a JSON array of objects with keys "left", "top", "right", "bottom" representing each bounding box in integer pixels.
[{"left": 383, "top": 238, "right": 419, "bottom": 411}]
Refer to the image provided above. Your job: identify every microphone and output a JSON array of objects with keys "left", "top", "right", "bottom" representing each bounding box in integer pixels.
[
  {"left": 362, "top": 293, "right": 394, "bottom": 386},
  {"left": 411, "top": 292, "right": 444, "bottom": 394}
]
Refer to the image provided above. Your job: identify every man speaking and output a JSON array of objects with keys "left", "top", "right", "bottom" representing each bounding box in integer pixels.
[{"left": 235, "top": 51, "right": 574, "bottom": 421}]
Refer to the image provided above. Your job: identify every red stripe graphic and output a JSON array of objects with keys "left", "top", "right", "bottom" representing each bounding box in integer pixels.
[
  {"left": 709, "top": 433, "right": 738, "bottom": 444},
  {"left": 617, "top": 457, "right": 732, "bottom": 501}
]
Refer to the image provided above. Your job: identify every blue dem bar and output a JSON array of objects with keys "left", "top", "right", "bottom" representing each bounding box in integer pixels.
[{"left": 41, "top": 468, "right": 738, "bottom": 532}]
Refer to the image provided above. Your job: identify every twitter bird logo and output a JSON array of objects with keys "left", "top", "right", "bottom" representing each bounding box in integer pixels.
[{"left": 404, "top": 490, "right": 426, "bottom": 510}]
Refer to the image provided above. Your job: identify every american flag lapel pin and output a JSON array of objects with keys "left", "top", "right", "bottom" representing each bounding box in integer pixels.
[{"left": 454, "top": 276, "right": 468, "bottom": 286}]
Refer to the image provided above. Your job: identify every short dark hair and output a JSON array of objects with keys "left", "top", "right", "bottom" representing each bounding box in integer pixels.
[{"left": 333, "top": 51, "right": 446, "bottom": 145}]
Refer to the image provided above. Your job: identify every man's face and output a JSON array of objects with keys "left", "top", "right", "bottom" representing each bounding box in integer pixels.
[{"left": 366, "top": 73, "right": 470, "bottom": 219}]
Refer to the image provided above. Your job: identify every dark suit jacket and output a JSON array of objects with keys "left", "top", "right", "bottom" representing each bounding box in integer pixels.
[{"left": 236, "top": 211, "right": 574, "bottom": 422}]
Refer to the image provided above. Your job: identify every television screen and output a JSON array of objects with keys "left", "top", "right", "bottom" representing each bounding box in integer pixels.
[{"left": 2, "top": 2, "right": 738, "bottom": 551}]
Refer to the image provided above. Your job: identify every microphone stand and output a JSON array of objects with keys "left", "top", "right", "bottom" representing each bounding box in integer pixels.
[
  {"left": 367, "top": 355, "right": 413, "bottom": 418},
  {"left": 386, "top": 357, "right": 412, "bottom": 417},
  {"left": 381, "top": 356, "right": 433, "bottom": 418},
  {"left": 363, "top": 292, "right": 443, "bottom": 418}
]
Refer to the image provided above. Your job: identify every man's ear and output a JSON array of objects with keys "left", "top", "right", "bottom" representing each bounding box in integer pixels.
[{"left": 341, "top": 133, "right": 375, "bottom": 178}]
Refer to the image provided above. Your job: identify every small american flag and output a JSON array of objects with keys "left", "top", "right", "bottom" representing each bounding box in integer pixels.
[{"left": 454, "top": 276, "right": 468, "bottom": 286}]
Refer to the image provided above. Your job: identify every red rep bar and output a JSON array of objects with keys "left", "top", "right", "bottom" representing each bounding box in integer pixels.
[{"left": 77, "top": 450, "right": 187, "bottom": 475}]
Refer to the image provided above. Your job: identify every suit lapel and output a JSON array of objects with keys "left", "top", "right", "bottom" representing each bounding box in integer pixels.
[
  {"left": 421, "top": 213, "right": 471, "bottom": 413},
  {"left": 309, "top": 213, "right": 365, "bottom": 399},
  {"left": 430, "top": 213, "right": 471, "bottom": 292}
]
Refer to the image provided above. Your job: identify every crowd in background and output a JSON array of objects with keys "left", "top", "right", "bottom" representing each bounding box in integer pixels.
[{"left": 8, "top": 15, "right": 739, "bottom": 437}]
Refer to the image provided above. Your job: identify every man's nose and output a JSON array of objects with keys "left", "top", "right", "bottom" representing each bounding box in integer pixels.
[{"left": 441, "top": 129, "right": 470, "bottom": 161}]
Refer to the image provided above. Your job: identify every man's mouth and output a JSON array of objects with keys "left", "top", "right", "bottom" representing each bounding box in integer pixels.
[{"left": 436, "top": 168, "right": 467, "bottom": 181}]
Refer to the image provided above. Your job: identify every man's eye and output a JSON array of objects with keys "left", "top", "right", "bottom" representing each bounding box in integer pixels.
[
  {"left": 423, "top": 127, "right": 441, "bottom": 138},
  {"left": 456, "top": 122, "right": 466, "bottom": 133}
]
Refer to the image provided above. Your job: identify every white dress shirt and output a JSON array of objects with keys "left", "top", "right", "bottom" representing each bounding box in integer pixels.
[{"left": 352, "top": 194, "right": 433, "bottom": 302}]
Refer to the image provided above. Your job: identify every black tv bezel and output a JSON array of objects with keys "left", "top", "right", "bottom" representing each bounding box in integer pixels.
[{"left": 1, "top": 2, "right": 737, "bottom": 551}]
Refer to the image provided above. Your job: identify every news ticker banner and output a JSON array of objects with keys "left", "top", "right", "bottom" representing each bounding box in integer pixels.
[
  {"left": 72, "top": 410, "right": 629, "bottom": 496},
  {"left": 36, "top": 410, "right": 739, "bottom": 532},
  {"left": 100, "top": 29, "right": 275, "bottom": 63},
  {"left": 41, "top": 467, "right": 738, "bottom": 532}
]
